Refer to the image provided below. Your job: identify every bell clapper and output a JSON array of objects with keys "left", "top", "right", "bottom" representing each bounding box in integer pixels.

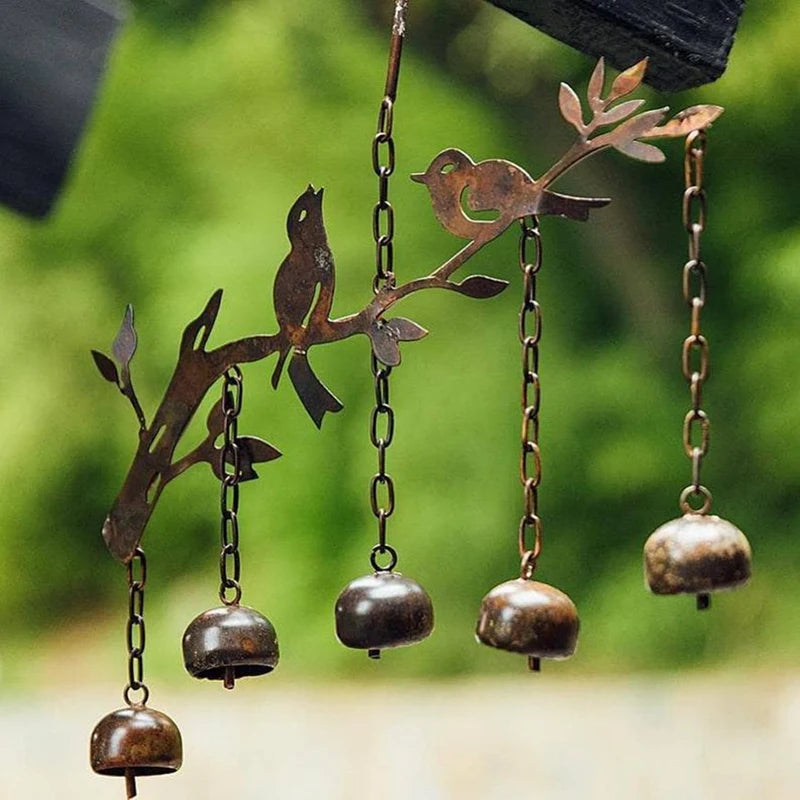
[
  {"left": 528, "top": 656, "right": 541, "bottom": 672},
  {"left": 125, "top": 768, "right": 137, "bottom": 799},
  {"left": 697, "top": 593, "right": 710, "bottom": 611},
  {"left": 368, "top": 648, "right": 381, "bottom": 660},
  {"left": 224, "top": 666, "right": 236, "bottom": 690}
]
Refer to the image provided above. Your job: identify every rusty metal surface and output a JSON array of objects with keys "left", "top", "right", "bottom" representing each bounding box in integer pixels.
[
  {"left": 90, "top": 706, "right": 182, "bottom": 798},
  {"left": 644, "top": 514, "right": 752, "bottom": 596},
  {"left": 182, "top": 605, "right": 279, "bottom": 688},
  {"left": 475, "top": 579, "right": 579, "bottom": 659},
  {"left": 93, "top": 57, "right": 724, "bottom": 564},
  {"left": 335, "top": 572, "right": 434, "bottom": 656}
]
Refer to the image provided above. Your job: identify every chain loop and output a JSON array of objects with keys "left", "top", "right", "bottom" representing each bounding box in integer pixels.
[
  {"left": 219, "top": 366, "right": 244, "bottom": 604},
  {"left": 123, "top": 547, "right": 148, "bottom": 706},
  {"left": 518, "top": 217, "right": 544, "bottom": 575},
  {"left": 678, "top": 131, "right": 712, "bottom": 515}
]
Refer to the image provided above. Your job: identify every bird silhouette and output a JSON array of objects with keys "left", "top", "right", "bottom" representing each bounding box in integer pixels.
[
  {"left": 271, "top": 185, "right": 343, "bottom": 428},
  {"left": 411, "top": 149, "right": 610, "bottom": 243}
]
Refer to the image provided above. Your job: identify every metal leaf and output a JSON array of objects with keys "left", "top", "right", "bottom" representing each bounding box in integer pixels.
[
  {"left": 369, "top": 324, "right": 401, "bottom": 367},
  {"left": 613, "top": 139, "right": 666, "bottom": 163},
  {"left": 385, "top": 318, "right": 428, "bottom": 341},
  {"left": 181, "top": 289, "right": 223, "bottom": 353},
  {"left": 587, "top": 57, "right": 605, "bottom": 109},
  {"left": 607, "top": 108, "right": 669, "bottom": 147},
  {"left": 112, "top": 304, "right": 137, "bottom": 369},
  {"left": 598, "top": 99, "right": 645, "bottom": 127},
  {"left": 642, "top": 105, "right": 725, "bottom": 139},
  {"left": 558, "top": 83, "right": 584, "bottom": 131},
  {"left": 608, "top": 59, "right": 648, "bottom": 102},
  {"left": 238, "top": 436, "right": 281, "bottom": 464},
  {"left": 450, "top": 275, "right": 509, "bottom": 298},
  {"left": 91, "top": 350, "right": 120, "bottom": 385}
]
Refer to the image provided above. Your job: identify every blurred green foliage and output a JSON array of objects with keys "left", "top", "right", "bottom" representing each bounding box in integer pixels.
[{"left": 0, "top": 0, "right": 797, "bottom": 687}]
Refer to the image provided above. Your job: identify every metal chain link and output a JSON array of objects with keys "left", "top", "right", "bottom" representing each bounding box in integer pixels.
[
  {"left": 679, "top": 131, "right": 713, "bottom": 516},
  {"left": 219, "top": 366, "right": 244, "bottom": 604},
  {"left": 367, "top": 5, "right": 405, "bottom": 574},
  {"left": 518, "top": 216, "right": 543, "bottom": 580},
  {"left": 123, "top": 547, "right": 149, "bottom": 706}
]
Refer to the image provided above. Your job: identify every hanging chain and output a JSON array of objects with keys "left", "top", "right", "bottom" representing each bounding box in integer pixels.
[
  {"left": 368, "top": 1, "right": 406, "bottom": 574},
  {"left": 219, "top": 366, "right": 244, "bottom": 604},
  {"left": 123, "top": 547, "right": 149, "bottom": 706},
  {"left": 518, "top": 216, "right": 543, "bottom": 580},
  {"left": 679, "top": 130, "right": 712, "bottom": 516}
]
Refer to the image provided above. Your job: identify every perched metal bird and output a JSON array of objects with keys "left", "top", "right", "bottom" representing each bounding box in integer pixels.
[
  {"left": 271, "top": 185, "right": 342, "bottom": 427},
  {"left": 411, "top": 149, "right": 610, "bottom": 243}
]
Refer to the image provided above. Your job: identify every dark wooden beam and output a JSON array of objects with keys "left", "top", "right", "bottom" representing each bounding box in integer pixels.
[
  {"left": 486, "top": 0, "right": 745, "bottom": 92},
  {"left": 0, "top": 0, "right": 125, "bottom": 218}
]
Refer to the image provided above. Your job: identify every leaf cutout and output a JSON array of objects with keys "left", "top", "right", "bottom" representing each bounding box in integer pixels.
[
  {"left": 112, "top": 305, "right": 137, "bottom": 369},
  {"left": 587, "top": 57, "right": 605, "bottom": 110},
  {"left": 598, "top": 99, "right": 645, "bottom": 127},
  {"left": 206, "top": 398, "right": 225, "bottom": 437},
  {"left": 608, "top": 59, "right": 648, "bottom": 102},
  {"left": 450, "top": 275, "right": 509, "bottom": 298},
  {"left": 641, "top": 105, "right": 725, "bottom": 139},
  {"left": 180, "top": 289, "right": 223, "bottom": 353},
  {"left": 558, "top": 83, "right": 584, "bottom": 131},
  {"left": 614, "top": 139, "right": 666, "bottom": 163},
  {"left": 385, "top": 318, "right": 428, "bottom": 341},
  {"left": 238, "top": 436, "right": 281, "bottom": 464},
  {"left": 369, "top": 324, "right": 401, "bottom": 367},
  {"left": 91, "top": 350, "right": 120, "bottom": 385},
  {"left": 607, "top": 108, "right": 669, "bottom": 147}
]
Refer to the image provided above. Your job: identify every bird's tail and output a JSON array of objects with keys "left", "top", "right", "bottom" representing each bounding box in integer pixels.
[
  {"left": 288, "top": 350, "right": 343, "bottom": 429},
  {"left": 536, "top": 191, "right": 611, "bottom": 222},
  {"left": 271, "top": 346, "right": 290, "bottom": 389}
]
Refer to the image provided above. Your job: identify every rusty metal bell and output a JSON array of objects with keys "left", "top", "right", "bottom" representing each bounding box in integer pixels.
[
  {"left": 476, "top": 579, "right": 579, "bottom": 670},
  {"left": 90, "top": 705, "right": 182, "bottom": 798},
  {"left": 335, "top": 571, "right": 434, "bottom": 659},
  {"left": 182, "top": 604, "right": 279, "bottom": 689},
  {"left": 644, "top": 513, "right": 751, "bottom": 608}
]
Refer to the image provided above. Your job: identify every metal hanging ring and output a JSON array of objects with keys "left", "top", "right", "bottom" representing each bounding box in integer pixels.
[{"left": 370, "top": 543, "right": 398, "bottom": 572}]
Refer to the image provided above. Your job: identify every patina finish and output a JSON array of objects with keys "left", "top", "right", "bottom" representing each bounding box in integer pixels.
[
  {"left": 182, "top": 604, "right": 279, "bottom": 688},
  {"left": 476, "top": 579, "right": 579, "bottom": 660},
  {"left": 644, "top": 514, "right": 751, "bottom": 596},
  {"left": 335, "top": 572, "right": 434, "bottom": 657},
  {"left": 90, "top": 706, "right": 182, "bottom": 798}
]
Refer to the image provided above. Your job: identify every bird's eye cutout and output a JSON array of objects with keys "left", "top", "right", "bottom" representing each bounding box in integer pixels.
[
  {"left": 298, "top": 209, "right": 307, "bottom": 222},
  {"left": 440, "top": 163, "right": 456, "bottom": 174}
]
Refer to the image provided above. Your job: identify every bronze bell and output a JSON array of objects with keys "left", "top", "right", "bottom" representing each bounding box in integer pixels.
[
  {"left": 335, "top": 571, "right": 434, "bottom": 659},
  {"left": 644, "top": 513, "right": 751, "bottom": 609},
  {"left": 90, "top": 705, "right": 182, "bottom": 798},
  {"left": 476, "top": 579, "right": 579, "bottom": 671},
  {"left": 182, "top": 604, "right": 279, "bottom": 689}
]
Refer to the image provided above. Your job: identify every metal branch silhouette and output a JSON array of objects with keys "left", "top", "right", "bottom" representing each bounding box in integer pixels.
[{"left": 93, "top": 58, "right": 723, "bottom": 563}]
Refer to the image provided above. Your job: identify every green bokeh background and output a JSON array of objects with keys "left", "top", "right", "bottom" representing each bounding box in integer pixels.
[{"left": 0, "top": 0, "right": 796, "bottom": 688}]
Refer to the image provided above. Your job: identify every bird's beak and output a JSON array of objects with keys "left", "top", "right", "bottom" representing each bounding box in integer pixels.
[
  {"left": 315, "top": 187, "right": 324, "bottom": 198},
  {"left": 410, "top": 172, "right": 426, "bottom": 184}
]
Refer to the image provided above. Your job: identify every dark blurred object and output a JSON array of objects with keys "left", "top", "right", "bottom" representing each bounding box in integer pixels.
[
  {"left": 0, "top": 0, "right": 124, "bottom": 218},
  {"left": 485, "top": 0, "right": 744, "bottom": 91}
]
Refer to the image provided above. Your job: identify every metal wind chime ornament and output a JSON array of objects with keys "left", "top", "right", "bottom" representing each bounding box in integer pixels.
[
  {"left": 643, "top": 130, "right": 752, "bottom": 609},
  {"left": 89, "top": 0, "right": 740, "bottom": 793}
]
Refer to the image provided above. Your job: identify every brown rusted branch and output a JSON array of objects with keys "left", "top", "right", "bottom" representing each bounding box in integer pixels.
[{"left": 100, "top": 57, "right": 724, "bottom": 563}]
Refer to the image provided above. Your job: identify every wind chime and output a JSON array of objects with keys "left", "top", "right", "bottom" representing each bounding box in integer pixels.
[{"left": 88, "top": 1, "right": 751, "bottom": 795}]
